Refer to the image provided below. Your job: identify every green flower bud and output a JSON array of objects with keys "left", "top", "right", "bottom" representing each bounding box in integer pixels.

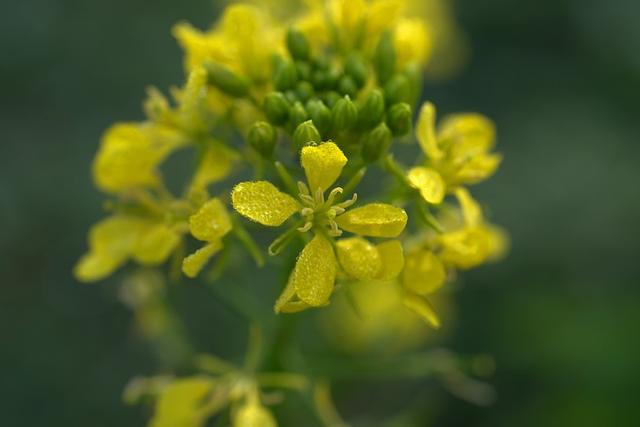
[
  {"left": 263, "top": 92, "right": 290, "bottom": 125},
  {"left": 374, "top": 31, "right": 396, "bottom": 84},
  {"left": 362, "top": 123, "right": 392, "bottom": 163},
  {"left": 293, "top": 120, "right": 321, "bottom": 149},
  {"left": 204, "top": 61, "right": 250, "bottom": 98},
  {"left": 331, "top": 95, "right": 358, "bottom": 131},
  {"left": 248, "top": 121, "right": 277, "bottom": 158},
  {"left": 338, "top": 75, "right": 358, "bottom": 98},
  {"left": 357, "top": 89, "right": 385, "bottom": 130},
  {"left": 384, "top": 74, "right": 411, "bottom": 105},
  {"left": 289, "top": 101, "right": 309, "bottom": 129},
  {"left": 286, "top": 27, "right": 311, "bottom": 61},
  {"left": 386, "top": 103, "right": 413, "bottom": 136},
  {"left": 403, "top": 63, "right": 423, "bottom": 108},
  {"left": 296, "top": 60, "right": 312, "bottom": 81},
  {"left": 345, "top": 53, "right": 368, "bottom": 88},
  {"left": 273, "top": 59, "right": 298, "bottom": 91},
  {"left": 296, "top": 81, "right": 314, "bottom": 102},
  {"left": 306, "top": 99, "right": 332, "bottom": 135},
  {"left": 323, "top": 91, "right": 341, "bottom": 108}
]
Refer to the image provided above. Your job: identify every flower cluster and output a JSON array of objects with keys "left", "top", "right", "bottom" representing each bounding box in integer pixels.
[{"left": 75, "top": 0, "right": 506, "bottom": 424}]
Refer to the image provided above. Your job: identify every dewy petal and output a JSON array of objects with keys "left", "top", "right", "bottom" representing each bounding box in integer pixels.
[
  {"left": 375, "top": 240, "right": 405, "bottom": 281},
  {"left": 182, "top": 241, "right": 223, "bottom": 278},
  {"left": 133, "top": 224, "right": 182, "bottom": 265},
  {"left": 300, "top": 142, "right": 347, "bottom": 193},
  {"left": 336, "top": 237, "right": 382, "bottom": 281},
  {"left": 402, "top": 250, "right": 446, "bottom": 295},
  {"left": 292, "top": 234, "right": 336, "bottom": 306},
  {"left": 231, "top": 181, "right": 299, "bottom": 226},
  {"left": 416, "top": 102, "right": 443, "bottom": 161},
  {"left": 403, "top": 293, "right": 441, "bottom": 329},
  {"left": 190, "top": 198, "right": 232, "bottom": 242},
  {"left": 454, "top": 187, "right": 483, "bottom": 227},
  {"left": 336, "top": 203, "right": 408, "bottom": 238},
  {"left": 407, "top": 166, "right": 445, "bottom": 204}
]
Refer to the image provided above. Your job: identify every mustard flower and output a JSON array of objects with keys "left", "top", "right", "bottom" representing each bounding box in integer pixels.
[
  {"left": 401, "top": 187, "right": 507, "bottom": 327},
  {"left": 230, "top": 142, "right": 408, "bottom": 313}
]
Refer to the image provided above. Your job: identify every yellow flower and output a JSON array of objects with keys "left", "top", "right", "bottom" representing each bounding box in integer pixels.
[
  {"left": 400, "top": 188, "right": 507, "bottom": 327},
  {"left": 231, "top": 142, "right": 408, "bottom": 312},
  {"left": 74, "top": 215, "right": 183, "bottom": 283},
  {"left": 182, "top": 198, "right": 233, "bottom": 278},
  {"left": 408, "top": 102, "right": 502, "bottom": 202},
  {"left": 93, "top": 122, "right": 187, "bottom": 194},
  {"left": 173, "top": 5, "right": 279, "bottom": 83}
]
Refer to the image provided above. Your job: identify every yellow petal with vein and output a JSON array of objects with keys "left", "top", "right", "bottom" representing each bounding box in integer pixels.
[
  {"left": 231, "top": 181, "right": 299, "bottom": 226},
  {"left": 190, "top": 198, "right": 232, "bottom": 242},
  {"left": 292, "top": 234, "right": 336, "bottom": 306},
  {"left": 407, "top": 166, "right": 445, "bottom": 204},
  {"left": 301, "top": 142, "right": 347, "bottom": 193},
  {"left": 336, "top": 237, "right": 381, "bottom": 280},
  {"left": 336, "top": 203, "right": 407, "bottom": 238}
]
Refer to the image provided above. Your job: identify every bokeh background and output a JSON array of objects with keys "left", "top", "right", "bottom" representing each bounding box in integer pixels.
[{"left": 2, "top": 0, "right": 639, "bottom": 425}]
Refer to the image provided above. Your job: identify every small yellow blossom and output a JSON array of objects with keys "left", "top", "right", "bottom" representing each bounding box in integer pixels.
[
  {"left": 409, "top": 102, "right": 502, "bottom": 201},
  {"left": 93, "top": 122, "right": 187, "bottom": 194},
  {"left": 231, "top": 142, "right": 407, "bottom": 312},
  {"left": 74, "top": 215, "right": 183, "bottom": 283},
  {"left": 182, "top": 198, "right": 232, "bottom": 278}
]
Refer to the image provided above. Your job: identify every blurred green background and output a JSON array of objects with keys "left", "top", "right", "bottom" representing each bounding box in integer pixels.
[{"left": 2, "top": 0, "right": 639, "bottom": 425}]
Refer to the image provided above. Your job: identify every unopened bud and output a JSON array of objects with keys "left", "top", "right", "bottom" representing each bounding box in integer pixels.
[
  {"left": 289, "top": 101, "right": 309, "bottom": 129},
  {"left": 273, "top": 59, "right": 298, "bottom": 91},
  {"left": 307, "top": 99, "right": 332, "bottom": 135},
  {"left": 248, "top": 121, "right": 277, "bottom": 158},
  {"left": 384, "top": 74, "right": 411, "bottom": 105},
  {"left": 286, "top": 27, "right": 311, "bottom": 61},
  {"left": 345, "top": 53, "right": 368, "bottom": 88},
  {"left": 263, "top": 92, "right": 290, "bottom": 125},
  {"left": 331, "top": 96, "right": 358, "bottom": 131},
  {"left": 204, "top": 61, "right": 249, "bottom": 98},
  {"left": 387, "top": 103, "right": 413, "bottom": 136},
  {"left": 362, "top": 123, "right": 392, "bottom": 163},
  {"left": 338, "top": 75, "right": 358, "bottom": 98},
  {"left": 374, "top": 31, "right": 396, "bottom": 84},
  {"left": 293, "top": 120, "right": 321, "bottom": 149},
  {"left": 357, "top": 89, "right": 385, "bottom": 130}
]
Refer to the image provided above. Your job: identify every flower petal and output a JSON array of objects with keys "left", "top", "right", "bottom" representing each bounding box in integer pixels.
[
  {"left": 407, "top": 166, "right": 445, "bottom": 204},
  {"left": 182, "top": 241, "right": 223, "bottom": 278},
  {"left": 416, "top": 102, "right": 443, "bottom": 161},
  {"left": 133, "top": 224, "right": 182, "bottom": 265},
  {"left": 336, "top": 237, "right": 381, "bottom": 280},
  {"left": 150, "top": 378, "right": 213, "bottom": 427},
  {"left": 454, "top": 187, "right": 482, "bottom": 227},
  {"left": 402, "top": 250, "right": 446, "bottom": 295},
  {"left": 74, "top": 215, "right": 150, "bottom": 282},
  {"left": 190, "top": 142, "right": 236, "bottom": 190},
  {"left": 375, "top": 240, "right": 405, "bottom": 280},
  {"left": 301, "top": 142, "right": 347, "bottom": 193},
  {"left": 439, "top": 113, "right": 496, "bottom": 153},
  {"left": 190, "top": 198, "right": 232, "bottom": 242},
  {"left": 336, "top": 203, "right": 408, "bottom": 238},
  {"left": 292, "top": 234, "right": 336, "bottom": 306},
  {"left": 403, "top": 293, "right": 441, "bottom": 329},
  {"left": 231, "top": 181, "right": 299, "bottom": 226}
]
